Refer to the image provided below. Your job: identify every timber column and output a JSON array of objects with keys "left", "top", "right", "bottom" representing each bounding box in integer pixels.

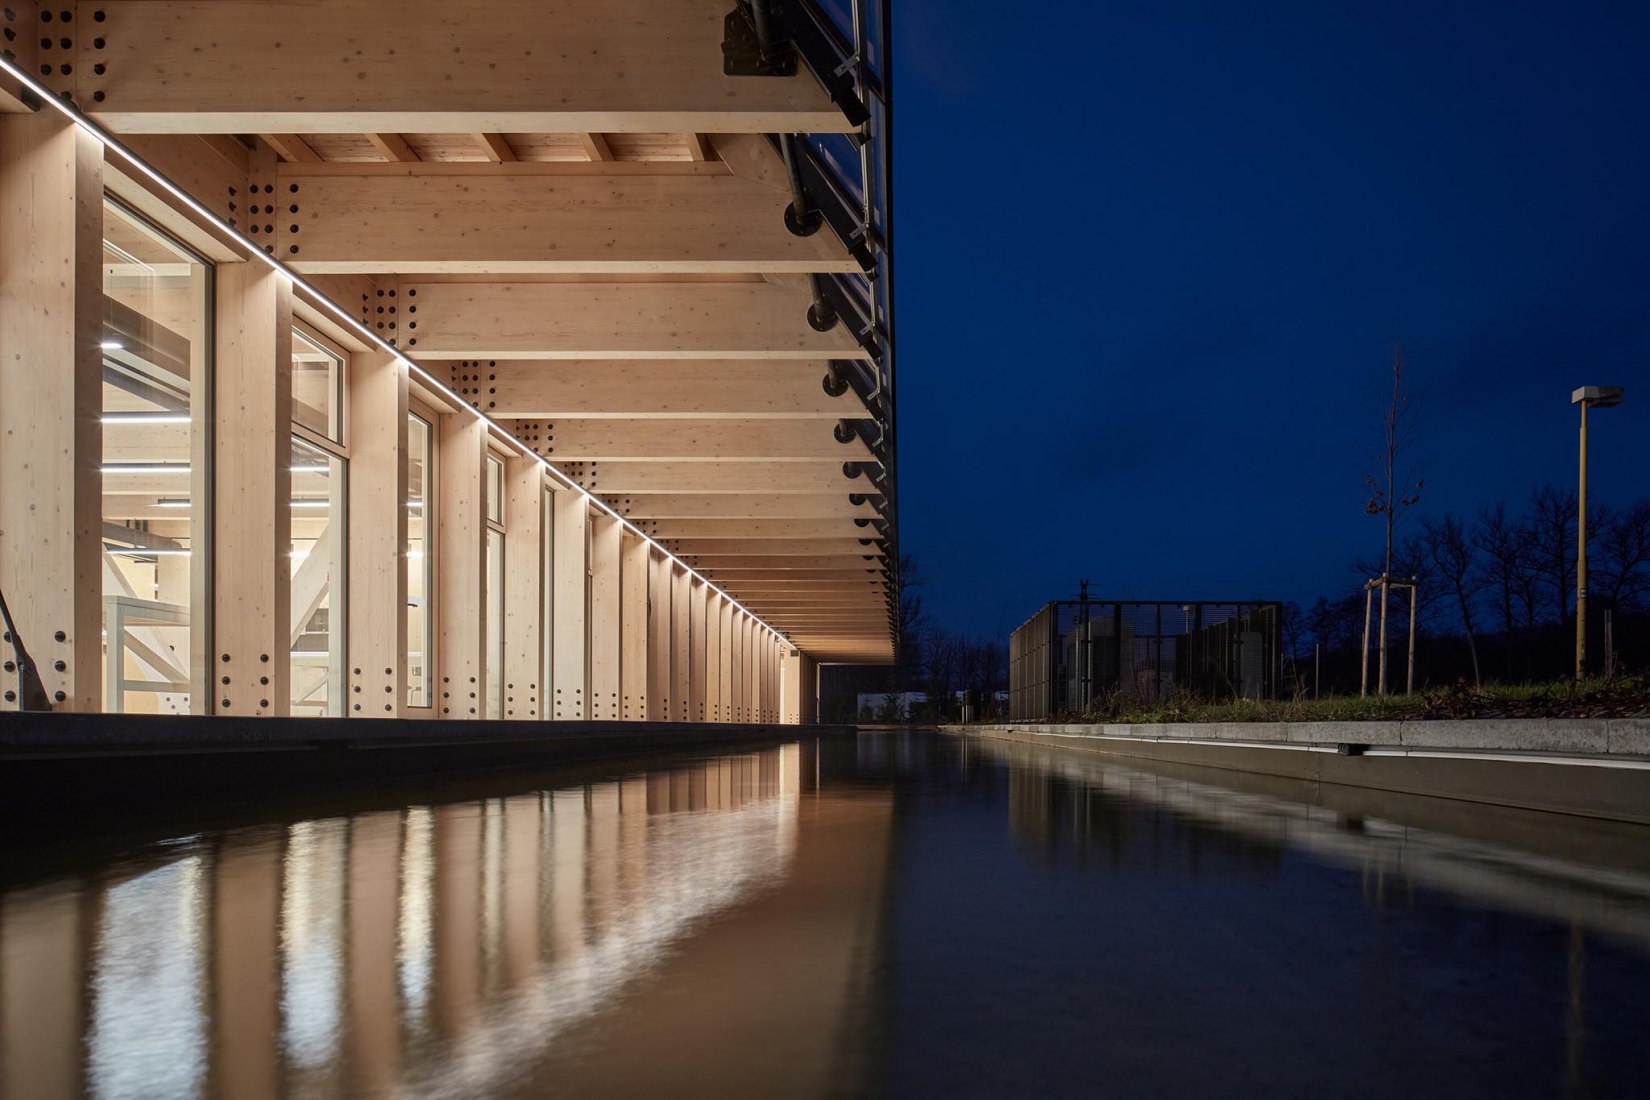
[
  {"left": 0, "top": 113, "right": 102, "bottom": 711},
  {"left": 346, "top": 351, "right": 408, "bottom": 717},
  {"left": 214, "top": 262, "right": 293, "bottom": 716}
]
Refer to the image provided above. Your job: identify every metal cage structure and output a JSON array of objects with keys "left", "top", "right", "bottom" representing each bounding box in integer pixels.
[{"left": 1009, "top": 600, "right": 1283, "bottom": 720}]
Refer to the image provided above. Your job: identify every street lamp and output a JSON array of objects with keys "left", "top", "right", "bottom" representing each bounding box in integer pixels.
[{"left": 1572, "top": 385, "right": 1624, "bottom": 681}]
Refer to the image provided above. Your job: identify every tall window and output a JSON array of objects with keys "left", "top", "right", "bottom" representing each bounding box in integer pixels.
[
  {"left": 100, "top": 200, "right": 212, "bottom": 714},
  {"left": 289, "top": 328, "right": 348, "bottom": 717},
  {"left": 541, "top": 487, "right": 555, "bottom": 711},
  {"left": 406, "top": 413, "right": 433, "bottom": 708},
  {"left": 484, "top": 452, "right": 506, "bottom": 719}
]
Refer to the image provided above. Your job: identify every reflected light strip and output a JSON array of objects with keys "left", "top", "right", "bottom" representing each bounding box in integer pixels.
[
  {"left": 103, "top": 464, "right": 190, "bottom": 475},
  {"left": 0, "top": 56, "right": 800, "bottom": 650},
  {"left": 105, "top": 546, "right": 191, "bottom": 556}
]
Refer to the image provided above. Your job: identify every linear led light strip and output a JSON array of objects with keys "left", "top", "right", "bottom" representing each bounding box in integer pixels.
[{"left": 0, "top": 58, "right": 805, "bottom": 649}]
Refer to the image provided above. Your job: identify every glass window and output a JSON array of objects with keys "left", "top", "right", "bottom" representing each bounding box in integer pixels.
[
  {"left": 486, "top": 453, "right": 504, "bottom": 526},
  {"left": 406, "top": 413, "right": 433, "bottom": 708},
  {"left": 541, "top": 488, "right": 554, "bottom": 709},
  {"left": 290, "top": 435, "right": 346, "bottom": 716},
  {"left": 291, "top": 329, "right": 344, "bottom": 444},
  {"left": 100, "top": 200, "right": 212, "bottom": 714},
  {"left": 485, "top": 528, "right": 504, "bottom": 719},
  {"left": 483, "top": 451, "right": 507, "bottom": 719}
]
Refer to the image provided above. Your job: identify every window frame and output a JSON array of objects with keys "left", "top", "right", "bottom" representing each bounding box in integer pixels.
[
  {"left": 287, "top": 323, "right": 351, "bottom": 718},
  {"left": 405, "top": 402, "right": 440, "bottom": 709}
]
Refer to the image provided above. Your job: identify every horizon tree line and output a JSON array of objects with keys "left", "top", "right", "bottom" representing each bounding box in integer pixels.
[{"left": 1298, "top": 486, "right": 1650, "bottom": 693}]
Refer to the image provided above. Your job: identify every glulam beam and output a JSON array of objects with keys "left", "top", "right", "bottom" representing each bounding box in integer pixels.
[
  {"left": 86, "top": 1, "right": 852, "bottom": 135},
  {"left": 638, "top": 518, "right": 881, "bottom": 540},
  {"left": 398, "top": 280, "right": 868, "bottom": 359},
  {"left": 667, "top": 538, "right": 885, "bottom": 557},
  {"left": 449, "top": 360, "right": 853, "bottom": 420},
  {"left": 511, "top": 419, "right": 872, "bottom": 463},
  {"left": 276, "top": 164, "right": 856, "bottom": 274},
  {"left": 682, "top": 555, "right": 886, "bottom": 572},
  {"left": 564, "top": 462, "right": 872, "bottom": 495},
  {"left": 616, "top": 494, "right": 880, "bottom": 520}
]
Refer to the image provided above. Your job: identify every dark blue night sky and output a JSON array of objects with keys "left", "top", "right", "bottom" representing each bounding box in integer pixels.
[{"left": 892, "top": 0, "right": 1650, "bottom": 640}]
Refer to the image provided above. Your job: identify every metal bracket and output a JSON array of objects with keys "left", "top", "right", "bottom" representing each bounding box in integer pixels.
[
  {"left": 767, "top": 134, "right": 876, "bottom": 272},
  {"left": 723, "top": 0, "right": 870, "bottom": 127},
  {"left": 0, "top": 587, "right": 53, "bottom": 712},
  {"left": 722, "top": 5, "right": 798, "bottom": 76}
]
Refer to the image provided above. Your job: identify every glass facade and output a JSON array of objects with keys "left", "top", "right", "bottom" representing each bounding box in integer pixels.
[
  {"left": 406, "top": 413, "right": 433, "bottom": 708},
  {"left": 291, "top": 329, "right": 344, "bottom": 443},
  {"left": 99, "top": 200, "right": 212, "bottom": 714},
  {"left": 289, "top": 433, "right": 346, "bottom": 716},
  {"left": 483, "top": 453, "right": 506, "bottom": 719}
]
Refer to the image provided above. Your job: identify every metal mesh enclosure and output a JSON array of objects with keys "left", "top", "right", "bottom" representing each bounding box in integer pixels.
[{"left": 1009, "top": 600, "right": 1282, "bottom": 719}]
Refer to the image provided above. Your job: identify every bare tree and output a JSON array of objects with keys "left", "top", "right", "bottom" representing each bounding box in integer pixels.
[
  {"left": 1472, "top": 504, "right": 1522, "bottom": 675},
  {"left": 1594, "top": 500, "right": 1650, "bottom": 612},
  {"left": 1422, "top": 514, "right": 1484, "bottom": 684},
  {"left": 1527, "top": 485, "right": 1578, "bottom": 644},
  {"left": 894, "top": 553, "right": 927, "bottom": 688},
  {"left": 1363, "top": 345, "right": 1423, "bottom": 694}
]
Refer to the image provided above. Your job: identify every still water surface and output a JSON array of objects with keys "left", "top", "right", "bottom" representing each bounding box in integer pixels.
[{"left": 3, "top": 731, "right": 1650, "bottom": 1098}]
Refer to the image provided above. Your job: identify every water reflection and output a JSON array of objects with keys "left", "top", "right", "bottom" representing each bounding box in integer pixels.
[
  {"left": 989, "top": 738, "right": 1650, "bottom": 952},
  {"left": 6, "top": 732, "right": 1650, "bottom": 1097},
  {"left": 0, "top": 746, "right": 838, "bottom": 1100}
]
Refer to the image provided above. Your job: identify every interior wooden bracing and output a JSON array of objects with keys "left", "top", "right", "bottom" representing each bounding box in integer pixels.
[{"left": 0, "top": 0, "right": 894, "bottom": 722}]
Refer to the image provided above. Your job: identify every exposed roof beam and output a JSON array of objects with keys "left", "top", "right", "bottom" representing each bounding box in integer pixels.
[
  {"left": 261, "top": 133, "right": 321, "bottom": 163},
  {"left": 476, "top": 133, "right": 517, "bottom": 162},
  {"left": 447, "top": 360, "right": 855, "bottom": 420},
  {"left": 614, "top": 494, "right": 879, "bottom": 520},
  {"left": 402, "top": 280, "right": 869, "bottom": 359},
  {"left": 365, "top": 133, "right": 420, "bottom": 162},
  {"left": 637, "top": 519, "right": 877, "bottom": 540},
  {"left": 86, "top": 1, "right": 853, "bottom": 135},
  {"left": 276, "top": 164, "right": 857, "bottom": 274},
  {"left": 684, "top": 133, "right": 716, "bottom": 162},
  {"left": 562, "top": 461, "right": 872, "bottom": 495},
  {"left": 699, "top": 573, "right": 891, "bottom": 590},
  {"left": 508, "top": 419, "right": 873, "bottom": 462},
  {"left": 665, "top": 539, "right": 884, "bottom": 557},
  {"left": 683, "top": 556, "right": 886, "bottom": 571},
  {"left": 580, "top": 132, "right": 614, "bottom": 161}
]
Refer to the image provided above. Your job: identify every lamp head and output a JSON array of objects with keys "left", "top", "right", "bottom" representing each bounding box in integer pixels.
[{"left": 1572, "top": 385, "right": 1625, "bottom": 407}]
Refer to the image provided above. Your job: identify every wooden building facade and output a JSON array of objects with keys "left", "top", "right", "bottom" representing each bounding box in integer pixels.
[{"left": 0, "top": 0, "right": 895, "bottom": 723}]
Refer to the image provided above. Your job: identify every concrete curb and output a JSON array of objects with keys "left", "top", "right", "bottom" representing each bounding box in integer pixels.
[{"left": 973, "top": 717, "right": 1650, "bottom": 760}]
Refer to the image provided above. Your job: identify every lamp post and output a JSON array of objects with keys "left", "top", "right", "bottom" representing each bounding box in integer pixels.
[{"left": 1571, "top": 385, "right": 1624, "bottom": 681}]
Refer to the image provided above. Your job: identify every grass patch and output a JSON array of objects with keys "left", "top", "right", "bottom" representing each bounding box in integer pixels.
[{"left": 1061, "top": 674, "right": 1650, "bottom": 724}]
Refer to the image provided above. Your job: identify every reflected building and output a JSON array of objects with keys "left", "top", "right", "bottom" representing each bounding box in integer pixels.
[{"left": 0, "top": 743, "right": 895, "bottom": 1099}]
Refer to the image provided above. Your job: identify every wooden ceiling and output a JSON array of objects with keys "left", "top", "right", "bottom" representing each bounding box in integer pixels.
[{"left": 13, "top": 0, "right": 894, "bottom": 663}]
